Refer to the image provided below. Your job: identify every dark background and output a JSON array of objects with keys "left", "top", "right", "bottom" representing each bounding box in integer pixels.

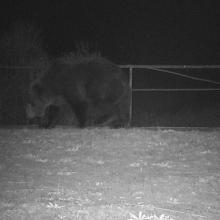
[
  {"left": 1, "top": 0, "right": 220, "bottom": 126},
  {"left": 1, "top": 0, "right": 220, "bottom": 64}
]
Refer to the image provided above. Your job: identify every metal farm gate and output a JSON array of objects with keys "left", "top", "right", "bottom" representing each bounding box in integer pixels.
[{"left": 120, "top": 65, "right": 220, "bottom": 127}]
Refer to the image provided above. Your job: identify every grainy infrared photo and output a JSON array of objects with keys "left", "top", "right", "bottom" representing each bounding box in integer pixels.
[{"left": 0, "top": 1, "right": 220, "bottom": 220}]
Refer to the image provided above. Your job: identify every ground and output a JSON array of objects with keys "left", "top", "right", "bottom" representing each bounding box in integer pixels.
[{"left": 0, "top": 127, "right": 220, "bottom": 220}]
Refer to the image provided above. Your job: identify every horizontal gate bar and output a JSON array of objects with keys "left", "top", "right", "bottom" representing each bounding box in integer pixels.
[
  {"left": 133, "top": 88, "right": 220, "bottom": 91},
  {"left": 120, "top": 65, "right": 220, "bottom": 69}
]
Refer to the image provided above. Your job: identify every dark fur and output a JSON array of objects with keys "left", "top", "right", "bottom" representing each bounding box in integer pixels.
[{"left": 26, "top": 57, "right": 129, "bottom": 128}]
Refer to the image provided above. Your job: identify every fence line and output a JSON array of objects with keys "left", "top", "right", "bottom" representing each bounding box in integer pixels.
[
  {"left": 120, "top": 65, "right": 220, "bottom": 125},
  {"left": 133, "top": 88, "right": 220, "bottom": 91},
  {"left": 147, "top": 68, "right": 220, "bottom": 85},
  {"left": 1, "top": 64, "right": 220, "bottom": 69},
  {"left": 2, "top": 64, "right": 220, "bottom": 126},
  {"left": 0, "top": 66, "right": 39, "bottom": 69},
  {"left": 120, "top": 64, "right": 220, "bottom": 69}
]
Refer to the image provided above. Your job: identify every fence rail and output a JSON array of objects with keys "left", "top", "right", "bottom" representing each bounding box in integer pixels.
[
  {"left": 0, "top": 66, "right": 40, "bottom": 69},
  {"left": 120, "top": 65, "right": 220, "bottom": 69},
  {"left": 133, "top": 88, "right": 220, "bottom": 91},
  {"left": 2, "top": 64, "right": 220, "bottom": 126},
  {"left": 120, "top": 65, "right": 220, "bottom": 125},
  {"left": 1, "top": 64, "right": 220, "bottom": 69}
]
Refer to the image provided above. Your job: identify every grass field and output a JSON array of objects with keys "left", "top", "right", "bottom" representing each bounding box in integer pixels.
[{"left": 0, "top": 127, "right": 220, "bottom": 219}]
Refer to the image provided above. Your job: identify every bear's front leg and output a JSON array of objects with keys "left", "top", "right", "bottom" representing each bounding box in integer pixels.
[
  {"left": 39, "top": 105, "right": 60, "bottom": 128},
  {"left": 70, "top": 101, "right": 88, "bottom": 128}
]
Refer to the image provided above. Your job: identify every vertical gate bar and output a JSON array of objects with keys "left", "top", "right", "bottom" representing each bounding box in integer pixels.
[{"left": 129, "top": 67, "right": 133, "bottom": 126}]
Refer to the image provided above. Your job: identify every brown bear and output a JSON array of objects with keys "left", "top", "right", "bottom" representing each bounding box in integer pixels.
[{"left": 26, "top": 57, "right": 129, "bottom": 128}]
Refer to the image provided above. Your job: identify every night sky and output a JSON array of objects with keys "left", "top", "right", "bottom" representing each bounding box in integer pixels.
[{"left": 1, "top": 0, "right": 220, "bottom": 64}]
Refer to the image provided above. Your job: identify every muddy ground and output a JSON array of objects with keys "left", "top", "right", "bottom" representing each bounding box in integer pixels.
[{"left": 0, "top": 127, "right": 220, "bottom": 220}]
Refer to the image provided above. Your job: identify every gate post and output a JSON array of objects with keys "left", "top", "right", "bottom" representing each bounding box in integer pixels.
[{"left": 129, "top": 66, "right": 133, "bottom": 126}]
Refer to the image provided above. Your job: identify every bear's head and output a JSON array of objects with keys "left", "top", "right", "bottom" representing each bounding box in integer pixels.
[{"left": 26, "top": 81, "right": 61, "bottom": 122}]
